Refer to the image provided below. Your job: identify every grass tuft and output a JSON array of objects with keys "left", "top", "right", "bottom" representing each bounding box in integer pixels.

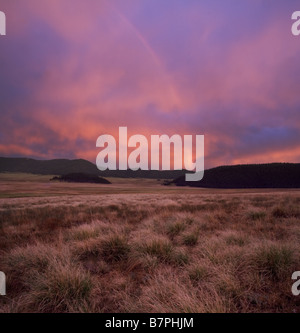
[
  {"left": 101, "top": 235, "right": 130, "bottom": 263},
  {"left": 29, "top": 263, "right": 92, "bottom": 312},
  {"left": 182, "top": 232, "right": 199, "bottom": 246},
  {"left": 253, "top": 244, "right": 295, "bottom": 281}
]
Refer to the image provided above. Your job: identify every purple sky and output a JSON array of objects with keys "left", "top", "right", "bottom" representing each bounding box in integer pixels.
[{"left": 0, "top": 0, "right": 300, "bottom": 168}]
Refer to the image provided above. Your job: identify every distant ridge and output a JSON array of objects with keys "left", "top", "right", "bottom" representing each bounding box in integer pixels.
[
  {"left": 172, "top": 163, "right": 300, "bottom": 188},
  {"left": 1, "top": 157, "right": 300, "bottom": 187},
  {"left": 0, "top": 157, "right": 187, "bottom": 179},
  {"left": 0, "top": 157, "right": 99, "bottom": 176}
]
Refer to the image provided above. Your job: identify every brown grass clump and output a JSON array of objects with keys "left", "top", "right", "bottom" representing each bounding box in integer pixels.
[
  {"left": 252, "top": 243, "right": 296, "bottom": 281},
  {"left": 101, "top": 235, "right": 130, "bottom": 263},
  {"left": 26, "top": 262, "right": 92, "bottom": 313}
]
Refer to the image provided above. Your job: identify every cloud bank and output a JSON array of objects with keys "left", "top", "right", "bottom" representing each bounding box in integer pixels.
[{"left": 0, "top": 0, "right": 299, "bottom": 168}]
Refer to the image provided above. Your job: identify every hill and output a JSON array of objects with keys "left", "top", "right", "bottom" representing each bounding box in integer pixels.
[
  {"left": 51, "top": 173, "right": 111, "bottom": 184},
  {"left": 1, "top": 158, "right": 300, "bottom": 187},
  {"left": 172, "top": 163, "right": 300, "bottom": 188},
  {"left": 0, "top": 157, "right": 99, "bottom": 175},
  {"left": 0, "top": 157, "right": 187, "bottom": 179}
]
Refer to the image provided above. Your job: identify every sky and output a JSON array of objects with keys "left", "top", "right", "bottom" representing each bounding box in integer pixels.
[{"left": 0, "top": 0, "right": 300, "bottom": 169}]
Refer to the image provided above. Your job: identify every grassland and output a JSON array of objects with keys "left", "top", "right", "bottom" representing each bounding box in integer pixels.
[{"left": 0, "top": 173, "right": 300, "bottom": 313}]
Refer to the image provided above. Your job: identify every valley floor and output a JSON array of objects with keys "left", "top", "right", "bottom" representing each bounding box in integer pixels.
[{"left": 0, "top": 174, "right": 300, "bottom": 312}]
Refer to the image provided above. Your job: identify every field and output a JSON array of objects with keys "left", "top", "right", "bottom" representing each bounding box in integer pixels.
[{"left": 0, "top": 173, "right": 300, "bottom": 313}]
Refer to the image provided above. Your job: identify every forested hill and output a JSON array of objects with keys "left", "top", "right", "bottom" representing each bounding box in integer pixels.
[{"left": 172, "top": 163, "right": 300, "bottom": 188}]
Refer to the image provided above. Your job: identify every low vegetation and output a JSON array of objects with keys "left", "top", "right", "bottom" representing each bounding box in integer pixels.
[
  {"left": 51, "top": 173, "right": 111, "bottom": 184},
  {"left": 0, "top": 191, "right": 300, "bottom": 313}
]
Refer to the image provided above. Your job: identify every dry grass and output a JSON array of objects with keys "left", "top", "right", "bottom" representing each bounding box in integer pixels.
[{"left": 0, "top": 188, "right": 300, "bottom": 313}]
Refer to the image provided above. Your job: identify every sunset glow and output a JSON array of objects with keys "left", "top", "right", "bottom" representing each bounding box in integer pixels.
[{"left": 0, "top": 0, "right": 300, "bottom": 168}]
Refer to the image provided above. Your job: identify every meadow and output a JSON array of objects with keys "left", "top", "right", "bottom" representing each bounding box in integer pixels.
[{"left": 0, "top": 173, "right": 300, "bottom": 313}]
